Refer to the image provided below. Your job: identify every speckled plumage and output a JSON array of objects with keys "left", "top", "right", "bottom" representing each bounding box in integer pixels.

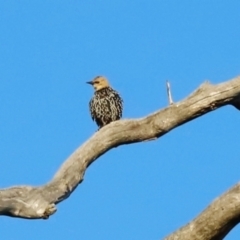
[{"left": 87, "top": 76, "right": 123, "bottom": 128}]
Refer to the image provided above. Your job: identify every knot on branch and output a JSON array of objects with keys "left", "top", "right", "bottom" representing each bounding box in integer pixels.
[
  {"left": 9, "top": 197, "right": 56, "bottom": 219},
  {"left": 0, "top": 187, "right": 57, "bottom": 219}
]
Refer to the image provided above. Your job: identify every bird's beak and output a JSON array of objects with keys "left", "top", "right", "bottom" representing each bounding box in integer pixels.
[{"left": 86, "top": 81, "right": 93, "bottom": 85}]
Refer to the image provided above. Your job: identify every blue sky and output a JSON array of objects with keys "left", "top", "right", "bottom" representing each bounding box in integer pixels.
[{"left": 0, "top": 1, "right": 240, "bottom": 239}]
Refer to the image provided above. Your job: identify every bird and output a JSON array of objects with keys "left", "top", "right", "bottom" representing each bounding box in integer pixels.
[{"left": 86, "top": 76, "right": 123, "bottom": 129}]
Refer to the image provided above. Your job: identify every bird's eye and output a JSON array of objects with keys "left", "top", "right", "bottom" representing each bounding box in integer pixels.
[{"left": 94, "top": 81, "right": 99, "bottom": 84}]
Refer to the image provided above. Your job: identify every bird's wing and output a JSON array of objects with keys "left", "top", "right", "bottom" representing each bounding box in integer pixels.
[{"left": 89, "top": 99, "right": 95, "bottom": 121}]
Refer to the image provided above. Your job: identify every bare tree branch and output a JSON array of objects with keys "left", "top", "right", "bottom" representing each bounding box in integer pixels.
[
  {"left": 0, "top": 76, "right": 240, "bottom": 239},
  {"left": 164, "top": 184, "right": 240, "bottom": 240}
]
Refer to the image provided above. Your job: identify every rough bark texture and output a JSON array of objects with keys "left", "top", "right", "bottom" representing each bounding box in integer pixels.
[
  {"left": 1, "top": 76, "right": 240, "bottom": 239},
  {"left": 164, "top": 184, "right": 240, "bottom": 240}
]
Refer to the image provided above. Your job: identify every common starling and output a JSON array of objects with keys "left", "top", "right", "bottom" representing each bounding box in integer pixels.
[{"left": 87, "top": 76, "right": 123, "bottom": 129}]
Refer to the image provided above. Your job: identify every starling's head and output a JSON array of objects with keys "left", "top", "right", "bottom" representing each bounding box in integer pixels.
[{"left": 86, "top": 76, "right": 110, "bottom": 91}]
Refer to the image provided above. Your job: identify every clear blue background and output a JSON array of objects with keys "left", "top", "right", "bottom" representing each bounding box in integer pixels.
[{"left": 0, "top": 1, "right": 240, "bottom": 239}]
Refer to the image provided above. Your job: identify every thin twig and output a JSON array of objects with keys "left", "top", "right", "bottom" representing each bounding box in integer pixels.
[{"left": 166, "top": 80, "right": 173, "bottom": 105}]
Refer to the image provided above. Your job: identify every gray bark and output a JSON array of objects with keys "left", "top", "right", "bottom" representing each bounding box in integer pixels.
[{"left": 1, "top": 76, "right": 240, "bottom": 239}]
